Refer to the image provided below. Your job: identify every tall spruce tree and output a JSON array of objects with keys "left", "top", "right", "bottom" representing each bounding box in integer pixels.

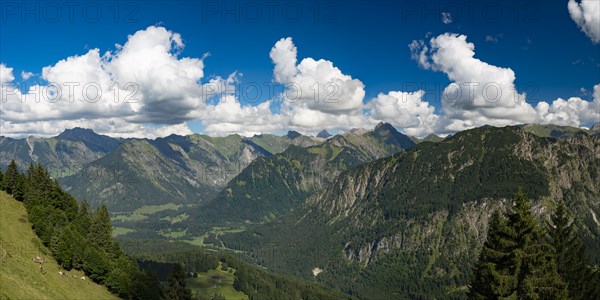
[
  {"left": 3, "top": 160, "right": 24, "bottom": 201},
  {"left": 131, "top": 267, "right": 163, "bottom": 300},
  {"left": 469, "top": 211, "right": 518, "bottom": 299},
  {"left": 469, "top": 190, "right": 568, "bottom": 299},
  {"left": 75, "top": 199, "right": 92, "bottom": 236},
  {"left": 547, "top": 200, "right": 598, "bottom": 299},
  {"left": 509, "top": 190, "right": 567, "bottom": 299},
  {"left": 3, "top": 160, "right": 18, "bottom": 194},
  {"left": 164, "top": 264, "right": 192, "bottom": 300},
  {"left": 88, "top": 204, "right": 113, "bottom": 248}
]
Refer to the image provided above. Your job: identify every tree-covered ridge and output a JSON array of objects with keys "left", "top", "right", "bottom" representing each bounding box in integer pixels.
[
  {"left": 220, "top": 126, "right": 600, "bottom": 299},
  {"left": 519, "top": 123, "right": 600, "bottom": 139}
]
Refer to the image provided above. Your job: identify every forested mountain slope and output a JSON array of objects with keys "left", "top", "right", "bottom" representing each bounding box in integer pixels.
[{"left": 221, "top": 126, "right": 600, "bottom": 299}]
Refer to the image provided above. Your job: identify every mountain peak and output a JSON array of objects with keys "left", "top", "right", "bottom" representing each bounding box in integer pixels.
[
  {"left": 57, "top": 127, "right": 121, "bottom": 153},
  {"left": 371, "top": 122, "right": 416, "bottom": 149},
  {"left": 57, "top": 127, "right": 98, "bottom": 139},
  {"left": 591, "top": 123, "right": 600, "bottom": 131},
  {"left": 317, "top": 130, "right": 331, "bottom": 139},
  {"left": 373, "top": 122, "right": 398, "bottom": 134},
  {"left": 287, "top": 130, "right": 302, "bottom": 139}
]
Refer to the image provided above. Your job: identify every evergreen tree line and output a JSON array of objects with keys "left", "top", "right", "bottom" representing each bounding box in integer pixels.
[
  {"left": 469, "top": 190, "right": 600, "bottom": 299},
  {"left": 0, "top": 160, "right": 194, "bottom": 299}
]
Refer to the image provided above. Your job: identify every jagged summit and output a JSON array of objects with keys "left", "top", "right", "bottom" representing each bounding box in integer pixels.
[
  {"left": 57, "top": 127, "right": 97, "bottom": 138},
  {"left": 317, "top": 129, "right": 332, "bottom": 139},
  {"left": 373, "top": 122, "right": 395, "bottom": 132},
  {"left": 371, "top": 122, "right": 416, "bottom": 149}
]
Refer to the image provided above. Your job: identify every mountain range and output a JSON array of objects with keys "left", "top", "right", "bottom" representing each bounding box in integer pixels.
[
  {"left": 2, "top": 123, "right": 599, "bottom": 298},
  {"left": 0, "top": 128, "right": 122, "bottom": 179},
  {"left": 0, "top": 123, "right": 412, "bottom": 211},
  {"left": 186, "top": 122, "right": 416, "bottom": 231}
]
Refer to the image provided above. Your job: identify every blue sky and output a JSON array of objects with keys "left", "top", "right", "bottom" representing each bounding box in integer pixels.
[{"left": 1, "top": 0, "right": 599, "bottom": 137}]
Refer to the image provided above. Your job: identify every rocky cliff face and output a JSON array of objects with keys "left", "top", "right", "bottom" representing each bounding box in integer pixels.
[{"left": 311, "top": 127, "right": 599, "bottom": 261}]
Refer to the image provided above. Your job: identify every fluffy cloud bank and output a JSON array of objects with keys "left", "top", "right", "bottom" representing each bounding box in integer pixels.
[
  {"left": 270, "top": 37, "right": 368, "bottom": 130},
  {"left": 367, "top": 91, "right": 438, "bottom": 137},
  {"left": 1, "top": 27, "right": 598, "bottom": 139},
  {"left": 410, "top": 33, "right": 599, "bottom": 134},
  {"left": 1, "top": 26, "right": 253, "bottom": 138},
  {"left": 568, "top": 0, "right": 600, "bottom": 43}
]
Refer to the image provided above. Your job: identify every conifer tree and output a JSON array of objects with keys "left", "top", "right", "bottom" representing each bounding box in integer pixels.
[
  {"left": 106, "top": 256, "right": 135, "bottom": 298},
  {"left": 469, "top": 190, "right": 568, "bottom": 299},
  {"left": 88, "top": 204, "right": 113, "bottom": 248},
  {"left": 547, "top": 200, "right": 598, "bottom": 299},
  {"left": 75, "top": 199, "right": 92, "bottom": 236},
  {"left": 164, "top": 264, "right": 192, "bottom": 300},
  {"left": 509, "top": 191, "right": 567, "bottom": 299},
  {"left": 469, "top": 211, "right": 518, "bottom": 299},
  {"left": 82, "top": 245, "right": 111, "bottom": 283},
  {"left": 3, "top": 160, "right": 24, "bottom": 200},
  {"left": 131, "top": 267, "right": 163, "bottom": 300}
]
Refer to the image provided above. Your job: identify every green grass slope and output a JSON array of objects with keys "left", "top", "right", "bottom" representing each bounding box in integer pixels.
[{"left": 0, "top": 191, "right": 117, "bottom": 300}]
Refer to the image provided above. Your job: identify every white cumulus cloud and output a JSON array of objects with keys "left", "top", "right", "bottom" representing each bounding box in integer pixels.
[
  {"left": 270, "top": 37, "right": 368, "bottom": 133},
  {"left": 0, "top": 64, "right": 14, "bottom": 83},
  {"left": 568, "top": 0, "right": 600, "bottom": 43},
  {"left": 410, "top": 33, "right": 599, "bottom": 133},
  {"left": 410, "top": 33, "right": 538, "bottom": 133},
  {"left": 367, "top": 90, "right": 439, "bottom": 137},
  {"left": 1, "top": 26, "right": 209, "bottom": 138},
  {"left": 2, "top": 27, "right": 597, "bottom": 139}
]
